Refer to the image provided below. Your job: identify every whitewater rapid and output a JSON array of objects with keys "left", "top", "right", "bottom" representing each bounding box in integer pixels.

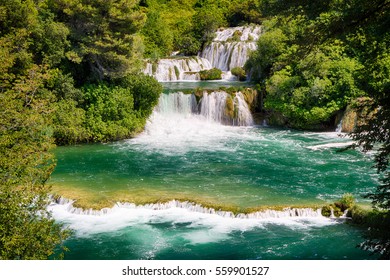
[{"left": 49, "top": 198, "right": 336, "bottom": 239}]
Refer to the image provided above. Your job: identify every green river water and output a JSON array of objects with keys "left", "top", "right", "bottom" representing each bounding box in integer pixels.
[{"left": 49, "top": 82, "right": 378, "bottom": 260}]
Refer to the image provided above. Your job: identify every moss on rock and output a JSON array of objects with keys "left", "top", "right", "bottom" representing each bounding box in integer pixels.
[{"left": 199, "top": 68, "right": 222, "bottom": 80}]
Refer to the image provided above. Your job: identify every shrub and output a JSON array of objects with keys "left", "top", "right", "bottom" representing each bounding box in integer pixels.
[
  {"left": 231, "top": 67, "right": 247, "bottom": 81},
  {"left": 199, "top": 68, "right": 222, "bottom": 80},
  {"left": 339, "top": 193, "right": 356, "bottom": 210}
]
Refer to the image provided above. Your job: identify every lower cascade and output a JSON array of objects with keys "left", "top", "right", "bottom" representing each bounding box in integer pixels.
[
  {"left": 52, "top": 197, "right": 324, "bottom": 219},
  {"left": 155, "top": 91, "right": 254, "bottom": 126}
]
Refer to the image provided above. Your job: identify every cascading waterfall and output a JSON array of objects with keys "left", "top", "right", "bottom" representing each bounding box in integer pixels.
[
  {"left": 155, "top": 92, "right": 197, "bottom": 115},
  {"left": 200, "top": 25, "right": 261, "bottom": 71},
  {"left": 51, "top": 196, "right": 324, "bottom": 220},
  {"left": 198, "top": 91, "right": 254, "bottom": 126},
  {"left": 134, "top": 91, "right": 255, "bottom": 151},
  {"left": 199, "top": 91, "right": 228, "bottom": 123},
  {"left": 154, "top": 91, "right": 253, "bottom": 126},
  {"left": 144, "top": 57, "right": 212, "bottom": 82},
  {"left": 143, "top": 25, "right": 261, "bottom": 81},
  {"left": 233, "top": 92, "right": 254, "bottom": 126}
]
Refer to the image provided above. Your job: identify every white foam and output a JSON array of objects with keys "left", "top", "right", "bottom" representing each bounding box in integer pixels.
[
  {"left": 49, "top": 198, "right": 336, "bottom": 238},
  {"left": 307, "top": 141, "right": 355, "bottom": 150},
  {"left": 128, "top": 92, "right": 257, "bottom": 154}
]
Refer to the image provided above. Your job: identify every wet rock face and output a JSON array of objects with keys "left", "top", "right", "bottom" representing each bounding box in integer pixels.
[{"left": 341, "top": 105, "right": 358, "bottom": 133}]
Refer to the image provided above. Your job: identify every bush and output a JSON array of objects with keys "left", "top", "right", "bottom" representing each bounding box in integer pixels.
[
  {"left": 339, "top": 193, "right": 356, "bottom": 210},
  {"left": 82, "top": 83, "right": 140, "bottom": 142},
  {"left": 231, "top": 67, "right": 247, "bottom": 81},
  {"left": 115, "top": 73, "right": 162, "bottom": 118},
  {"left": 176, "top": 34, "right": 202, "bottom": 56},
  {"left": 322, "top": 193, "right": 356, "bottom": 217},
  {"left": 53, "top": 99, "right": 88, "bottom": 144},
  {"left": 199, "top": 68, "right": 222, "bottom": 80}
]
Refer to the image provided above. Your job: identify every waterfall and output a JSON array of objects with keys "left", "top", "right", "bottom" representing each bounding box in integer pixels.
[
  {"left": 199, "top": 91, "right": 228, "bottom": 123},
  {"left": 144, "top": 57, "right": 212, "bottom": 82},
  {"left": 198, "top": 91, "right": 253, "bottom": 126},
  {"left": 212, "top": 26, "right": 261, "bottom": 42},
  {"left": 201, "top": 42, "right": 257, "bottom": 71},
  {"left": 155, "top": 91, "right": 254, "bottom": 126},
  {"left": 144, "top": 25, "right": 261, "bottom": 81},
  {"left": 200, "top": 25, "right": 261, "bottom": 71},
  {"left": 336, "top": 120, "right": 343, "bottom": 132},
  {"left": 233, "top": 92, "right": 254, "bottom": 126},
  {"left": 155, "top": 92, "right": 197, "bottom": 115},
  {"left": 51, "top": 197, "right": 325, "bottom": 220}
]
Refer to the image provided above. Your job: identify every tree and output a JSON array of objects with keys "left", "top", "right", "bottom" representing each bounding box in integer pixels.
[
  {"left": 0, "top": 64, "right": 69, "bottom": 259},
  {"left": 247, "top": 0, "right": 390, "bottom": 258},
  {"left": 141, "top": 9, "right": 173, "bottom": 57},
  {"left": 48, "top": 0, "right": 146, "bottom": 83},
  {"left": 0, "top": 0, "right": 71, "bottom": 259}
]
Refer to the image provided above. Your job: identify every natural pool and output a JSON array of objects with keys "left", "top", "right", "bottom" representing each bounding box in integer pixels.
[{"left": 49, "top": 88, "right": 377, "bottom": 259}]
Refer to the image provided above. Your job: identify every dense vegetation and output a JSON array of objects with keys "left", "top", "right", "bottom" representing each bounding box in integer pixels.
[
  {"left": 0, "top": 0, "right": 161, "bottom": 259},
  {"left": 245, "top": 0, "right": 390, "bottom": 258},
  {"left": 1, "top": 0, "right": 389, "bottom": 259},
  {"left": 140, "top": 0, "right": 262, "bottom": 57}
]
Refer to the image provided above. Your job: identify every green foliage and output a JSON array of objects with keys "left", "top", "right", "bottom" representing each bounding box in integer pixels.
[
  {"left": 321, "top": 193, "right": 356, "bottom": 218},
  {"left": 226, "top": 0, "right": 262, "bottom": 26},
  {"left": 338, "top": 193, "right": 356, "bottom": 210},
  {"left": 264, "top": 42, "right": 363, "bottom": 129},
  {"left": 199, "top": 68, "right": 223, "bottom": 80},
  {"left": 53, "top": 99, "right": 88, "bottom": 144},
  {"left": 247, "top": 11, "right": 365, "bottom": 129},
  {"left": 0, "top": 65, "right": 69, "bottom": 259},
  {"left": 142, "top": 9, "right": 173, "bottom": 57},
  {"left": 140, "top": 0, "right": 198, "bottom": 56},
  {"left": 1, "top": 0, "right": 166, "bottom": 259},
  {"left": 231, "top": 67, "right": 247, "bottom": 81},
  {"left": 192, "top": 4, "right": 226, "bottom": 46},
  {"left": 31, "top": 18, "right": 70, "bottom": 67},
  {"left": 249, "top": 0, "right": 390, "bottom": 258},
  {"left": 245, "top": 26, "right": 288, "bottom": 81},
  {"left": 82, "top": 83, "right": 139, "bottom": 142},
  {"left": 53, "top": 73, "right": 162, "bottom": 143},
  {"left": 176, "top": 34, "right": 201, "bottom": 56},
  {"left": 48, "top": 0, "right": 146, "bottom": 83},
  {"left": 140, "top": 0, "right": 263, "bottom": 55},
  {"left": 350, "top": 207, "right": 390, "bottom": 259},
  {"left": 115, "top": 73, "right": 162, "bottom": 118}
]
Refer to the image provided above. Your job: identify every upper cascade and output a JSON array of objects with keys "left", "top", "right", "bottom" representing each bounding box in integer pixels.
[
  {"left": 200, "top": 25, "right": 261, "bottom": 71},
  {"left": 212, "top": 25, "right": 262, "bottom": 42},
  {"left": 143, "top": 25, "right": 261, "bottom": 81},
  {"left": 144, "top": 57, "right": 212, "bottom": 82}
]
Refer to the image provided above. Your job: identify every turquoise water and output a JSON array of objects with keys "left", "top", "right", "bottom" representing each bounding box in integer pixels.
[
  {"left": 60, "top": 222, "right": 374, "bottom": 260},
  {"left": 51, "top": 127, "right": 376, "bottom": 209},
  {"left": 49, "top": 86, "right": 378, "bottom": 260}
]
